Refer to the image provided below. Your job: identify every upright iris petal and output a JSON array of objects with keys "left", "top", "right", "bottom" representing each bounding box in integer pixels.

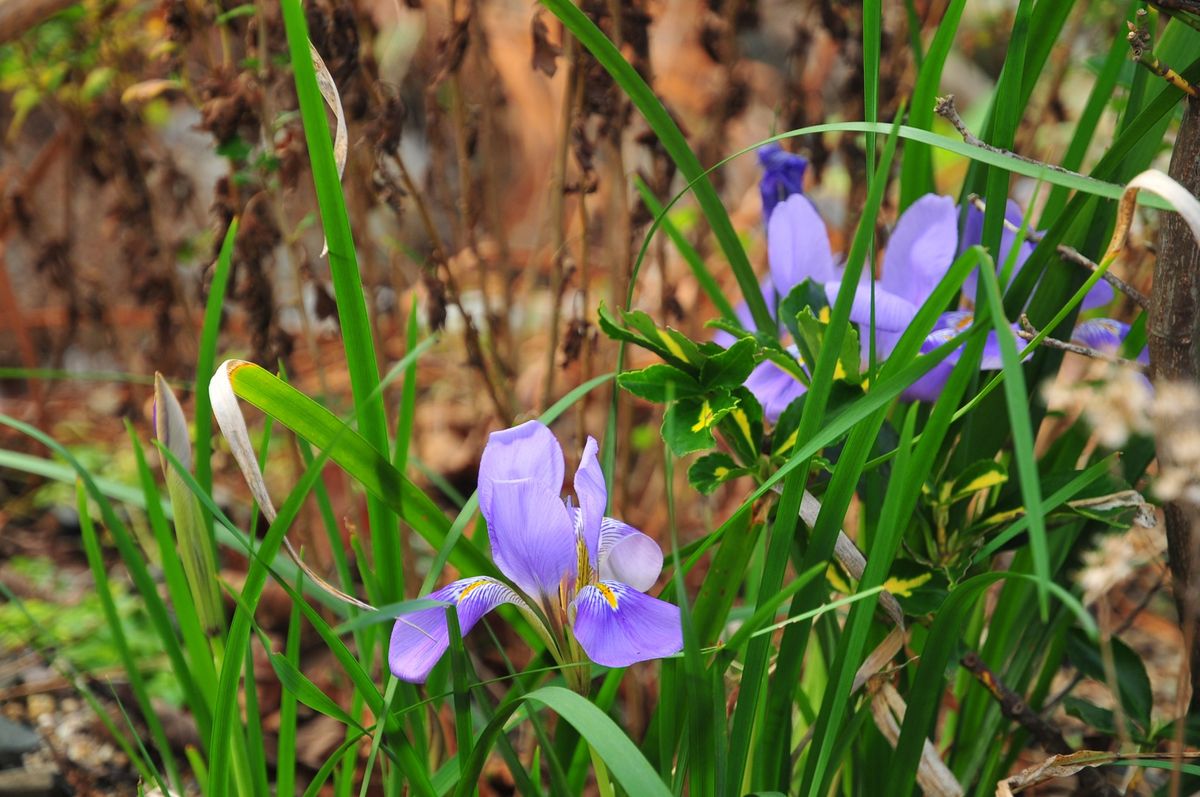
[
  {"left": 768, "top": 194, "right": 838, "bottom": 291},
  {"left": 758, "top": 143, "right": 808, "bottom": 223},
  {"left": 958, "top": 200, "right": 1113, "bottom": 310},
  {"left": 835, "top": 194, "right": 958, "bottom": 361},
  {"left": 477, "top": 420, "right": 564, "bottom": 518},
  {"left": 484, "top": 478, "right": 577, "bottom": 601},
  {"left": 573, "top": 437, "right": 606, "bottom": 562}
]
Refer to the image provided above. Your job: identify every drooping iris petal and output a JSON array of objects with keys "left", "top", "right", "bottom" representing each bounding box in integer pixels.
[
  {"left": 572, "top": 581, "right": 683, "bottom": 668},
  {"left": 758, "top": 143, "right": 808, "bottom": 223},
  {"left": 597, "top": 518, "right": 663, "bottom": 592},
  {"left": 902, "top": 312, "right": 1030, "bottom": 402},
  {"left": 901, "top": 327, "right": 960, "bottom": 403},
  {"left": 1072, "top": 318, "right": 1131, "bottom": 354},
  {"left": 768, "top": 194, "right": 838, "bottom": 292},
  {"left": 573, "top": 436, "right": 606, "bottom": 561},
  {"left": 389, "top": 577, "right": 526, "bottom": 683},
  {"left": 745, "top": 356, "right": 806, "bottom": 422},
  {"left": 478, "top": 420, "right": 564, "bottom": 520},
  {"left": 828, "top": 279, "right": 919, "bottom": 333},
  {"left": 880, "top": 194, "right": 958, "bottom": 307},
  {"left": 1071, "top": 318, "right": 1151, "bottom": 381},
  {"left": 485, "top": 478, "right": 577, "bottom": 600}
]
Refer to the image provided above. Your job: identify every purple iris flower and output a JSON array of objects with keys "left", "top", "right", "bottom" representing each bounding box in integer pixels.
[
  {"left": 837, "top": 194, "right": 961, "bottom": 361},
  {"left": 758, "top": 143, "right": 809, "bottom": 223},
  {"left": 958, "top": 200, "right": 1113, "bottom": 310},
  {"left": 713, "top": 191, "right": 837, "bottom": 421},
  {"left": 388, "top": 420, "right": 682, "bottom": 683},
  {"left": 1071, "top": 317, "right": 1152, "bottom": 391}
]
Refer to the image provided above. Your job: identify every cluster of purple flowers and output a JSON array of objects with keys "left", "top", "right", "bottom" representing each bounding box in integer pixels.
[
  {"left": 386, "top": 144, "right": 1147, "bottom": 688},
  {"left": 733, "top": 144, "right": 1141, "bottom": 418}
]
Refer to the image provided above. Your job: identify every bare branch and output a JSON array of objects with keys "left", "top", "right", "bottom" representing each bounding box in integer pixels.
[{"left": 1017, "top": 314, "right": 1147, "bottom": 370}]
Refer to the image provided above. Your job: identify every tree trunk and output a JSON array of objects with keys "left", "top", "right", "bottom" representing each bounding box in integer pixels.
[{"left": 1148, "top": 95, "right": 1200, "bottom": 712}]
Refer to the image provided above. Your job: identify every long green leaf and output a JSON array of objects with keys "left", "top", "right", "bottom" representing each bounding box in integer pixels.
[
  {"left": 457, "top": 686, "right": 672, "bottom": 797},
  {"left": 279, "top": 0, "right": 401, "bottom": 607},
  {"left": 221, "top": 360, "right": 492, "bottom": 576}
]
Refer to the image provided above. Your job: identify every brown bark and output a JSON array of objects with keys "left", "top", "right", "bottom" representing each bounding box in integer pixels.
[{"left": 1148, "top": 96, "right": 1200, "bottom": 712}]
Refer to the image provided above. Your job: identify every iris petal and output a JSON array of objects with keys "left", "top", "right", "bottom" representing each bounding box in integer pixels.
[
  {"left": 388, "top": 577, "right": 526, "bottom": 683},
  {"left": 744, "top": 359, "right": 806, "bottom": 422},
  {"left": 485, "top": 478, "right": 577, "bottom": 601},
  {"left": 768, "top": 194, "right": 837, "bottom": 292},
  {"left": 598, "top": 518, "right": 664, "bottom": 593},
  {"left": 573, "top": 437, "right": 606, "bottom": 562},
  {"left": 573, "top": 581, "right": 683, "bottom": 668},
  {"left": 1071, "top": 318, "right": 1128, "bottom": 353},
  {"left": 881, "top": 194, "right": 958, "bottom": 306},
  {"left": 478, "top": 420, "right": 564, "bottom": 521},
  {"left": 713, "top": 277, "right": 779, "bottom": 347}
]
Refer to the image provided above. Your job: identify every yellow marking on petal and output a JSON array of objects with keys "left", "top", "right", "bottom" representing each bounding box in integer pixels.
[
  {"left": 657, "top": 330, "right": 689, "bottom": 362},
  {"left": 818, "top": 306, "right": 831, "bottom": 324},
  {"left": 731, "top": 409, "right": 753, "bottom": 445},
  {"left": 595, "top": 583, "right": 619, "bottom": 609},
  {"left": 457, "top": 579, "right": 490, "bottom": 602},
  {"left": 692, "top": 401, "right": 716, "bottom": 432},
  {"left": 776, "top": 428, "right": 799, "bottom": 456},
  {"left": 826, "top": 564, "right": 853, "bottom": 594},
  {"left": 958, "top": 471, "right": 1006, "bottom": 495},
  {"left": 955, "top": 314, "right": 974, "bottom": 331},
  {"left": 882, "top": 572, "right": 932, "bottom": 598}
]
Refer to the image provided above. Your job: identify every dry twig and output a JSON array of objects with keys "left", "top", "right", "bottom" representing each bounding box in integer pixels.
[{"left": 1017, "top": 314, "right": 1147, "bottom": 370}]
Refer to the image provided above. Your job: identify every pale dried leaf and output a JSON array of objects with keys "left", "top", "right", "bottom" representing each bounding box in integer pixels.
[
  {"left": 121, "top": 79, "right": 183, "bottom": 105},
  {"left": 209, "top": 360, "right": 374, "bottom": 611},
  {"left": 1106, "top": 169, "right": 1200, "bottom": 261},
  {"left": 870, "top": 682, "right": 963, "bottom": 797},
  {"left": 998, "top": 750, "right": 1200, "bottom": 795},
  {"left": 309, "top": 40, "right": 348, "bottom": 258},
  {"left": 798, "top": 489, "right": 905, "bottom": 627},
  {"left": 154, "top": 373, "right": 192, "bottom": 472}
]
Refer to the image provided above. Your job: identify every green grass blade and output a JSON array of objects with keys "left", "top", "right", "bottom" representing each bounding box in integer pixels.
[
  {"left": 221, "top": 360, "right": 491, "bottom": 576},
  {"left": 194, "top": 219, "right": 238, "bottom": 516},
  {"left": 276, "top": 569, "right": 303, "bottom": 797},
  {"left": 976, "top": 255, "right": 1050, "bottom": 617},
  {"left": 206, "top": 437, "right": 341, "bottom": 793},
  {"left": 900, "top": 0, "right": 966, "bottom": 206},
  {"left": 278, "top": 0, "right": 401, "bottom": 605},
  {"left": 76, "top": 480, "right": 181, "bottom": 794},
  {"left": 125, "top": 425, "right": 217, "bottom": 739}
]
